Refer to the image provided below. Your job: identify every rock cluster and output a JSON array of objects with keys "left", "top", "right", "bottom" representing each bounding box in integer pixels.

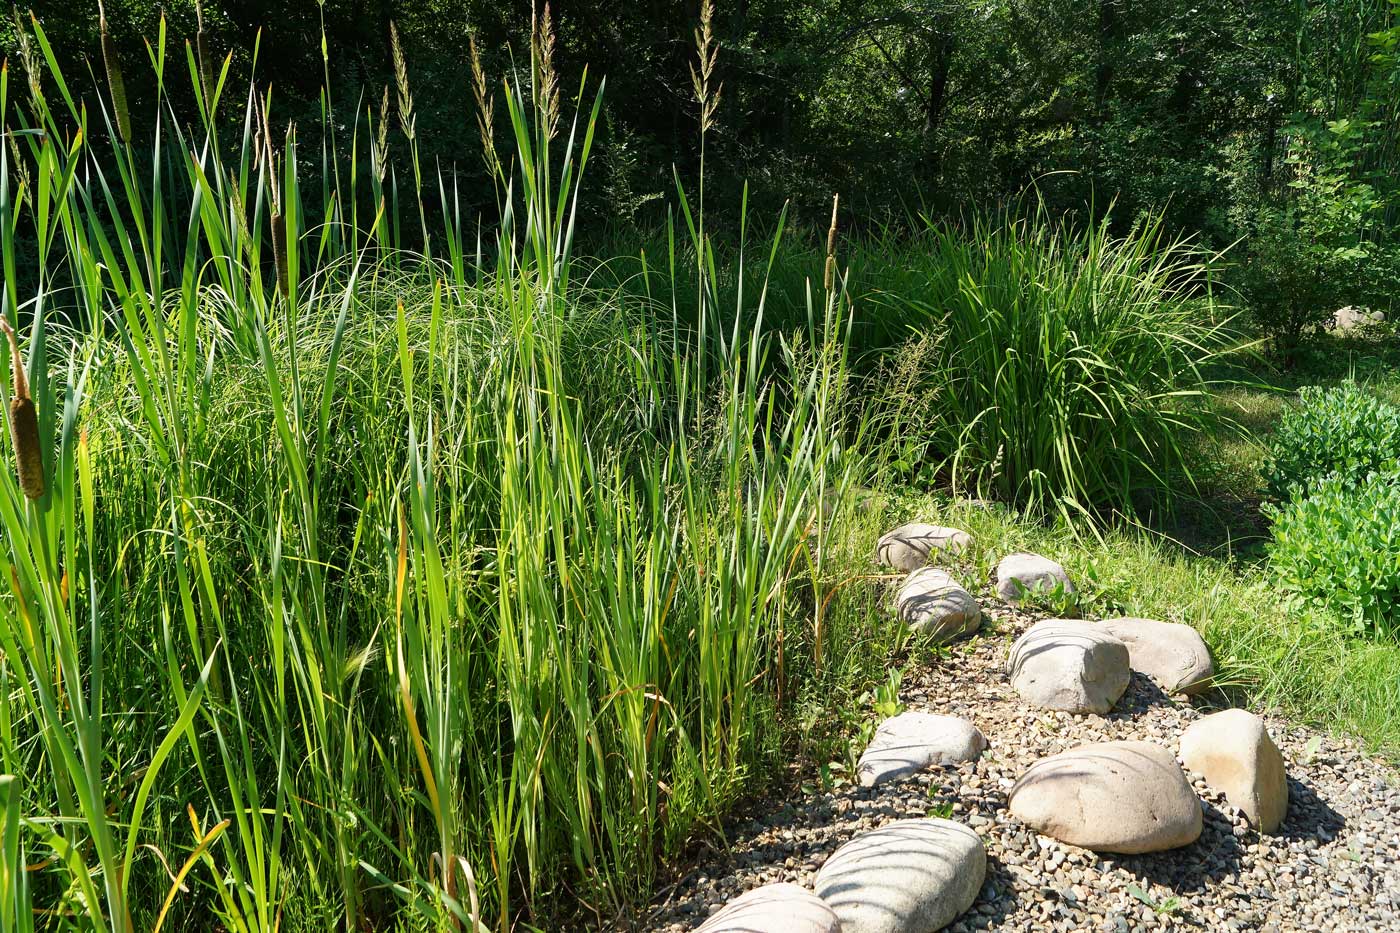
[{"left": 650, "top": 528, "right": 1335, "bottom": 933}]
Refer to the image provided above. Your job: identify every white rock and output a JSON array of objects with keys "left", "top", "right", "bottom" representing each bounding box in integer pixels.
[
  {"left": 1180, "top": 709, "right": 1289, "bottom": 833},
  {"left": 694, "top": 882, "right": 841, "bottom": 933},
  {"left": 1006, "top": 620, "right": 1130, "bottom": 714},
  {"left": 813, "top": 818, "right": 986, "bottom": 933},
  {"left": 1333, "top": 306, "right": 1385, "bottom": 331},
  {"left": 896, "top": 568, "right": 982, "bottom": 643},
  {"left": 1009, "top": 740, "right": 1203, "bottom": 854},
  {"left": 1099, "top": 616, "right": 1213, "bottom": 695},
  {"left": 995, "top": 552, "right": 1075, "bottom": 605},
  {"left": 877, "top": 522, "right": 973, "bottom": 572},
  {"left": 857, "top": 712, "right": 987, "bottom": 786}
]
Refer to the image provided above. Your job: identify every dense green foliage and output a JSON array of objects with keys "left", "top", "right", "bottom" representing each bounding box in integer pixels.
[
  {"left": 1262, "top": 383, "right": 1400, "bottom": 500},
  {"left": 0, "top": 4, "right": 1398, "bottom": 932},
  {"left": 8, "top": 0, "right": 1400, "bottom": 356},
  {"left": 1266, "top": 471, "right": 1400, "bottom": 638},
  {"left": 870, "top": 208, "right": 1235, "bottom": 515}
]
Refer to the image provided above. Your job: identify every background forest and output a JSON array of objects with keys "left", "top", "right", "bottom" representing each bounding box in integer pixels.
[{"left": 10, "top": 0, "right": 1400, "bottom": 350}]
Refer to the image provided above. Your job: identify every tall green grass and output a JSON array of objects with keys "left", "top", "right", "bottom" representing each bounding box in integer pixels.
[
  {"left": 0, "top": 12, "right": 894, "bottom": 930},
  {"left": 871, "top": 205, "right": 1240, "bottom": 517}
]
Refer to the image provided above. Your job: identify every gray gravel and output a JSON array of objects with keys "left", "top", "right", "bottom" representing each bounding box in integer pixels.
[{"left": 631, "top": 605, "right": 1400, "bottom": 932}]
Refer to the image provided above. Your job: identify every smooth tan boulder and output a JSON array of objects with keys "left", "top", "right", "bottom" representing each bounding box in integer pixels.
[
  {"left": 1006, "top": 620, "right": 1130, "bottom": 714},
  {"left": 896, "top": 568, "right": 982, "bottom": 643},
  {"left": 1009, "top": 740, "right": 1203, "bottom": 854},
  {"left": 694, "top": 882, "right": 841, "bottom": 933},
  {"left": 995, "top": 552, "right": 1075, "bottom": 605},
  {"left": 877, "top": 522, "right": 973, "bottom": 572},
  {"left": 1180, "top": 709, "right": 1289, "bottom": 833},
  {"left": 814, "top": 818, "right": 985, "bottom": 933},
  {"left": 857, "top": 711, "right": 987, "bottom": 786},
  {"left": 1100, "top": 616, "right": 1213, "bottom": 695}
]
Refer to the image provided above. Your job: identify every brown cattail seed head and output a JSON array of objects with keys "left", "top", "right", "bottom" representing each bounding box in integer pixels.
[
  {"left": 98, "top": 3, "right": 132, "bottom": 143},
  {"left": 195, "top": 0, "right": 214, "bottom": 107},
  {"left": 271, "top": 211, "right": 289, "bottom": 298},
  {"left": 2, "top": 321, "right": 43, "bottom": 500}
]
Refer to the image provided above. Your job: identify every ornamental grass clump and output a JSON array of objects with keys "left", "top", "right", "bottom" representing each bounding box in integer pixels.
[{"left": 873, "top": 201, "right": 1239, "bottom": 517}]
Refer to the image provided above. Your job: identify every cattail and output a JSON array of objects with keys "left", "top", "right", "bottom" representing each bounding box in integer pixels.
[
  {"left": 270, "top": 210, "right": 288, "bottom": 298},
  {"left": 468, "top": 35, "right": 499, "bottom": 176},
  {"left": 98, "top": 0, "right": 131, "bottom": 143},
  {"left": 2, "top": 320, "right": 43, "bottom": 500},
  {"left": 256, "top": 94, "right": 289, "bottom": 298},
  {"left": 824, "top": 193, "right": 839, "bottom": 292},
  {"left": 195, "top": 0, "right": 214, "bottom": 107}
]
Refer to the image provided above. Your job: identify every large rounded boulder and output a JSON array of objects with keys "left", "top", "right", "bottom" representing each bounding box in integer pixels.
[
  {"left": 1180, "top": 709, "right": 1289, "bottom": 833},
  {"left": 995, "top": 551, "right": 1075, "bottom": 605},
  {"left": 877, "top": 522, "right": 973, "bottom": 572},
  {"left": 695, "top": 882, "right": 841, "bottom": 933},
  {"left": 813, "top": 818, "right": 986, "bottom": 933},
  {"left": 857, "top": 712, "right": 987, "bottom": 787},
  {"left": 1009, "top": 740, "right": 1203, "bottom": 854},
  {"left": 1005, "top": 620, "right": 1130, "bottom": 714},
  {"left": 1099, "top": 616, "right": 1213, "bottom": 695},
  {"left": 896, "top": 568, "right": 982, "bottom": 643}
]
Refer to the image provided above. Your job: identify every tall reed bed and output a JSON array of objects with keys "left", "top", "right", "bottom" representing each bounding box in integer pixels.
[{"left": 0, "top": 10, "right": 887, "bottom": 930}]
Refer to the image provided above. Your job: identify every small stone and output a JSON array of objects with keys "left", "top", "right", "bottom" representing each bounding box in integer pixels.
[
  {"left": 876, "top": 522, "right": 974, "bottom": 571},
  {"left": 857, "top": 712, "right": 987, "bottom": 786},
  {"left": 1006, "top": 620, "right": 1130, "bottom": 714},
  {"left": 996, "top": 552, "right": 1075, "bottom": 605},
  {"left": 694, "top": 883, "right": 841, "bottom": 933},
  {"left": 1180, "top": 709, "right": 1289, "bottom": 833},
  {"left": 814, "top": 818, "right": 986, "bottom": 933},
  {"left": 1009, "top": 740, "right": 1202, "bottom": 853},
  {"left": 896, "top": 568, "right": 982, "bottom": 643},
  {"left": 1098, "top": 617, "right": 1213, "bottom": 695}
]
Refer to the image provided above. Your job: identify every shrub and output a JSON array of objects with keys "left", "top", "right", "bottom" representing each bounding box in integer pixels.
[
  {"left": 873, "top": 203, "right": 1239, "bottom": 516},
  {"left": 1262, "top": 383, "right": 1400, "bottom": 501},
  {"left": 1265, "top": 471, "right": 1400, "bottom": 639}
]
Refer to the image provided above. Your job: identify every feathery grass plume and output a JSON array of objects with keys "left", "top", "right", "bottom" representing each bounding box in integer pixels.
[
  {"left": 468, "top": 34, "right": 499, "bottom": 175},
  {"left": 389, "top": 21, "right": 415, "bottom": 143},
  {"left": 372, "top": 84, "right": 391, "bottom": 183},
  {"left": 1, "top": 320, "right": 43, "bottom": 500},
  {"left": 690, "top": 0, "right": 721, "bottom": 133},
  {"left": 12, "top": 8, "right": 46, "bottom": 122},
  {"left": 97, "top": 0, "right": 131, "bottom": 143},
  {"left": 532, "top": 3, "right": 560, "bottom": 140},
  {"left": 195, "top": 0, "right": 214, "bottom": 106},
  {"left": 824, "top": 193, "right": 840, "bottom": 292}
]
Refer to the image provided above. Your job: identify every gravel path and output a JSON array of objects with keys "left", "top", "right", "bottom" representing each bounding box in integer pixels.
[{"left": 635, "top": 604, "right": 1400, "bottom": 932}]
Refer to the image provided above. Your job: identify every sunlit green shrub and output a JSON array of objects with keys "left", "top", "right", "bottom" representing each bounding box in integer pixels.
[
  {"left": 1262, "top": 383, "right": 1400, "bottom": 501},
  {"left": 1266, "top": 470, "right": 1400, "bottom": 639}
]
